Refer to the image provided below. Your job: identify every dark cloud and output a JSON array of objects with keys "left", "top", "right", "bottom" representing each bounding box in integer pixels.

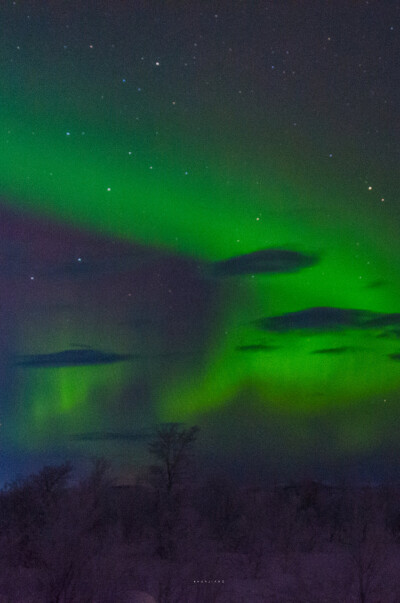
[
  {"left": 15, "top": 348, "right": 136, "bottom": 368},
  {"left": 70, "top": 431, "right": 150, "bottom": 442},
  {"left": 311, "top": 346, "right": 352, "bottom": 355},
  {"left": 15, "top": 348, "right": 194, "bottom": 368},
  {"left": 211, "top": 248, "right": 318, "bottom": 277},
  {"left": 255, "top": 307, "right": 376, "bottom": 333},
  {"left": 366, "top": 313, "right": 400, "bottom": 328},
  {"left": 236, "top": 344, "right": 279, "bottom": 352},
  {"left": 255, "top": 306, "right": 400, "bottom": 334},
  {"left": 365, "top": 279, "right": 387, "bottom": 289}
]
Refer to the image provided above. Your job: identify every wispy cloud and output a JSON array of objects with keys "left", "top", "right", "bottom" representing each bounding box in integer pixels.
[
  {"left": 210, "top": 248, "right": 318, "bottom": 277},
  {"left": 255, "top": 306, "right": 400, "bottom": 334},
  {"left": 236, "top": 344, "right": 279, "bottom": 352},
  {"left": 365, "top": 279, "right": 387, "bottom": 289},
  {"left": 311, "top": 346, "right": 352, "bottom": 355},
  {"left": 15, "top": 348, "right": 136, "bottom": 368}
]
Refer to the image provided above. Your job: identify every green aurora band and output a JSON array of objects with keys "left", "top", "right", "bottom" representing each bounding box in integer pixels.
[{"left": 2, "top": 82, "right": 400, "bottom": 461}]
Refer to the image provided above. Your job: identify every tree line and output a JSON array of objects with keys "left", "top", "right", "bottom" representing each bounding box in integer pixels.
[{"left": 0, "top": 424, "right": 400, "bottom": 602}]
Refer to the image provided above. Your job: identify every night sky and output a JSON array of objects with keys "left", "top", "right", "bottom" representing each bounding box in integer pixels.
[{"left": 1, "top": 1, "right": 400, "bottom": 484}]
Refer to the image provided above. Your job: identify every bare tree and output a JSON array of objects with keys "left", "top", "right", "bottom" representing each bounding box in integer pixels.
[{"left": 148, "top": 423, "right": 199, "bottom": 493}]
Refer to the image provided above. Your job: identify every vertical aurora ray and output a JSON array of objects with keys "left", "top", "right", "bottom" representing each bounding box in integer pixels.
[
  {"left": 9, "top": 302, "right": 138, "bottom": 451},
  {"left": 14, "top": 364, "right": 130, "bottom": 450}
]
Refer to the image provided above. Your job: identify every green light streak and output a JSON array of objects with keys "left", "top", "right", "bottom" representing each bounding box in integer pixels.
[
  {"left": 11, "top": 311, "right": 135, "bottom": 450},
  {"left": 14, "top": 364, "right": 129, "bottom": 450},
  {"left": 3, "top": 82, "right": 400, "bottom": 453}
]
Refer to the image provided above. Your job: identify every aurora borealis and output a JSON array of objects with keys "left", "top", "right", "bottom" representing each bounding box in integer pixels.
[{"left": 1, "top": 1, "right": 400, "bottom": 483}]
